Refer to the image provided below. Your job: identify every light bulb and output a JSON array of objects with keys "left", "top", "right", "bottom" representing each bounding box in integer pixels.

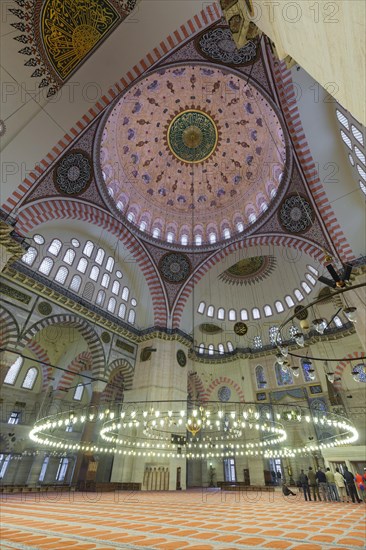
[{"left": 343, "top": 307, "right": 357, "bottom": 323}]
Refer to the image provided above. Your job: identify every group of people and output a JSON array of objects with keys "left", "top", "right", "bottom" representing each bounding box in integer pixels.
[{"left": 293, "top": 466, "right": 366, "bottom": 503}]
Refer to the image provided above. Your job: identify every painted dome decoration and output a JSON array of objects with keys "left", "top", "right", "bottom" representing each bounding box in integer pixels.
[{"left": 100, "top": 63, "right": 287, "bottom": 246}]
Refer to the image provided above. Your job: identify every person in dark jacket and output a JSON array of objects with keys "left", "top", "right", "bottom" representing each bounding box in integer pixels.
[
  {"left": 343, "top": 466, "right": 362, "bottom": 503},
  {"left": 308, "top": 467, "right": 321, "bottom": 501},
  {"left": 315, "top": 468, "right": 328, "bottom": 502},
  {"left": 282, "top": 482, "right": 296, "bottom": 496},
  {"left": 299, "top": 469, "right": 311, "bottom": 501}
]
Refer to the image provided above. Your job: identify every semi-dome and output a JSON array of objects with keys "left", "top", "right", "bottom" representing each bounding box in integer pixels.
[{"left": 99, "top": 63, "right": 287, "bottom": 246}]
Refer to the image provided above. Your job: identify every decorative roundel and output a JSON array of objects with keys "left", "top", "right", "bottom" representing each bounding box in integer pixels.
[
  {"left": 54, "top": 150, "right": 92, "bottom": 195},
  {"left": 177, "top": 349, "right": 187, "bottom": 367},
  {"left": 294, "top": 305, "right": 308, "bottom": 320},
  {"left": 197, "top": 27, "right": 257, "bottom": 66},
  {"left": 159, "top": 252, "right": 191, "bottom": 283},
  {"left": 279, "top": 195, "right": 314, "bottom": 233},
  {"left": 38, "top": 302, "right": 52, "bottom": 316},
  {"left": 101, "top": 331, "right": 111, "bottom": 343},
  {"left": 234, "top": 322, "right": 248, "bottom": 336},
  {"left": 167, "top": 109, "right": 218, "bottom": 164},
  {"left": 218, "top": 386, "right": 231, "bottom": 402}
]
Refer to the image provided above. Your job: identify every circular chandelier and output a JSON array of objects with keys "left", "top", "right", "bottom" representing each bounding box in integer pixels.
[{"left": 29, "top": 400, "right": 358, "bottom": 460}]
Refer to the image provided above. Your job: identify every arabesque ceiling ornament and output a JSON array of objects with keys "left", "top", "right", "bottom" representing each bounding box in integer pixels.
[
  {"left": 279, "top": 195, "right": 314, "bottom": 233},
  {"left": 10, "top": 0, "right": 138, "bottom": 97},
  {"left": 197, "top": 26, "right": 258, "bottom": 66},
  {"left": 54, "top": 151, "right": 93, "bottom": 195},
  {"left": 218, "top": 255, "right": 276, "bottom": 286},
  {"left": 158, "top": 252, "right": 191, "bottom": 284}
]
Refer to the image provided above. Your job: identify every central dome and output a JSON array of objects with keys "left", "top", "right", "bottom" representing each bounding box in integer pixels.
[{"left": 100, "top": 63, "right": 287, "bottom": 246}]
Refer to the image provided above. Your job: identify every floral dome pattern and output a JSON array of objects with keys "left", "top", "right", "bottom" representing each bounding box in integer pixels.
[{"left": 100, "top": 63, "right": 287, "bottom": 245}]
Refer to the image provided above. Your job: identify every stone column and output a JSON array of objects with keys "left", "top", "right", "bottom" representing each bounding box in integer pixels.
[
  {"left": 247, "top": 456, "right": 265, "bottom": 485},
  {"left": 111, "top": 339, "right": 188, "bottom": 490},
  {"left": 71, "top": 381, "right": 106, "bottom": 485}
]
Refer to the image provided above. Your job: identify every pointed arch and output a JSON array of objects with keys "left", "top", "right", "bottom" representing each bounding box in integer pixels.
[
  {"left": 18, "top": 314, "right": 106, "bottom": 379},
  {"left": 187, "top": 371, "right": 207, "bottom": 402},
  {"left": 205, "top": 376, "right": 245, "bottom": 403},
  {"left": 104, "top": 357, "right": 134, "bottom": 391},
  {"left": 0, "top": 306, "right": 19, "bottom": 349},
  {"left": 334, "top": 351, "right": 366, "bottom": 391},
  {"left": 56, "top": 351, "right": 93, "bottom": 397},
  {"left": 26, "top": 340, "right": 52, "bottom": 393}
]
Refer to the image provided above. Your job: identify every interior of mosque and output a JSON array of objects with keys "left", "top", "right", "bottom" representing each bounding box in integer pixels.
[{"left": 0, "top": 0, "right": 365, "bottom": 493}]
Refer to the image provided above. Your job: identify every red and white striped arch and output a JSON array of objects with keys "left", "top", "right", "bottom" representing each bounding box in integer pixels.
[
  {"left": 16, "top": 199, "right": 168, "bottom": 326},
  {"left": 172, "top": 233, "right": 326, "bottom": 329},
  {"left": 333, "top": 351, "right": 366, "bottom": 391},
  {"left": 205, "top": 376, "right": 245, "bottom": 403}
]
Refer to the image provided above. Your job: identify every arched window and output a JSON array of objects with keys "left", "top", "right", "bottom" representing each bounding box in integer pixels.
[
  {"left": 253, "top": 336, "right": 262, "bottom": 349},
  {"left": 33, "top": 234, "right": 44, "bottom": 245},
  {"left": 207, "top": 305, "right": 214, "bottom": 318},
  {"left": 209, "top": 232, "right": 216, "bottom": 244},
  {"left": 223, "top": 228, "right": 230, "bottom": 239},
  {"left": 227, "top": 341, "right": 234, "bottom": 352},
  {"left": 107, "top": 297, "right": 116, "bottom": 313},
  {"left": 301, "top": 281, "right": 312, "bottom": 294},
  {"left": 96, "top": 290, "right": 106, "bottom": 307},
  {"left": 54, "top": 266, "right": 68, "bottom": 284},
  {"left": 217, "top": 307, "right": 225, "bottom": 320},
  {"left": 301, "top": 358, "right": 315, "bottom": 382},
  {"left": 275, "top": 300, "right": 284, "bottom": 313},
  {"left": 228, "top": 309, "right": 236, "bottom": 321},
  {"left": 252, "top": 307, "right": 261, "bottom": 320},
  {"left": 69, "top": 275, "right": 82, "bottom": 293},
  {"left": 48, "top": 239, "right": 62, "bottom": 256},
  {"left": 89, "top": 265, "right": 100, "bottom": 281},
  {"left": 38, "top": 456, "right": 49, "bottom": 482},
  {"left": 352, "top": 364, "right": 366, "bottom": 382},
  {"left": 275, "top": 362, "right": 293, "bottom": 386},
  {"left": 289, "top": 325, "right": 298, "bottom": 339},
  {"left": 38, "top": 257, "right": 54, "bottom": 276},
  {"left": 74, "top": 384, "right": 84, "bottom": 400},
  {"left": 76, "top": 257, "right": 88, "bottom": 273},
  {"left": 307, "top": 265, "right": 319, "bottom": 276},
  {"left": 181, "top": 234, "right": 188, "bottom": 245},
  {"left": 82, "top": 282, "right": 94, "bottom": 301},
  {"left": 351, "top": 125, "right": 364, "bottom": 145},
  {"left": 4, "top": 357, "right": 23, "bottom": 385},
  {"left": 269, "top": 326, "right": 281, "bottom": 345},
  {"left": 285, "top": 295, "right": 295, "bottom": 308},
  {"left": 140, "top": 220, "right": 147, "bottom": 232},
  {"left": 305, "top": 273, "right": 316, "bottom": 285},
  {"left": 248, "top": 213, "right": 256, "bottom": 224},
  {"left": 260, "top": 201, "right": 268, "bottom": 212},
  {"left": 341, "top": 130, "right": 352, "bottom": 149},
  {"left": 264, "top": 305, "right": 273, "bottom": 317},
  {"left": 55, "top": 458, "right": 69, "bottom": 482},
  {"left": 195, "top": 234, "right": 202, "bottom": 245},
  {"left": 83, "top": 241, "right": 94, "bottom": 257},
  {"left": 355, "top": 146, "right": 365, "bottom": 165},
  {"left": 122, "top": 286, "right": 129, "bottom": 301},
  {"left": 294, "top": 289, "right": 304, "bottom": 301},
  {"left": 101, "top": 273, "right": 110, "bottom": 288},
  {"left": 118, "top": 303, "right": 126, "bottom": 319},
  {"left": 167, "top": 232, "right": 174, "bottom": 243},
  {"left": 236, "top": 221, "right": 244, "bottom": 232},
  {"left": 128, "top": 309, "right": 136, "bottom": 324},
  {"left": 63, "top": 249, "right": 75, "bottom": 265},
  {"left": 21, "top": 367, "right": 38, "bottom": 389},
  {"left": 197, "top": 302, "right": 205, "bottom": 314},
  {"left": 198, "top": 343, "right": 205, "bottom": 354},
  {"left": 218, "top": 343, "right": 225, "bottom": 355},
  {"left": 111, "top": 280, "right": 120, "bottom": 295},
  {"left": 105, "top": 257, "right": 114, "bottom": 272},
  {"left": 208, "top": 344, "right": 214, "bottom": 355},
  {"left": 240, "top": 309, "right": 248, "bottom": 321},
  {"left": 127, "top": 212, "right": 135, "bottom": 222},
  {"left": 152, "top": 228, "right": 161, "bottom": 239},
  {"left": 255, "top": 365, "right": 266, "bottom": 389},
  {"left": 95, "top": 248, "right": 105, "bottom": 265},
  {"left": 336, "top": 109, "right": 349, "bottom": 129},
  {"left": 116, "top": 200, "right": 124, "bottom": 211},
  {"left": 22, "top": 247, "right": 37, "bottom": 266}
]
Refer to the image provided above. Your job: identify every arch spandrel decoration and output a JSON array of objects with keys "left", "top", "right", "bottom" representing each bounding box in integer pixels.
[{"left": 10, "top": 0, "right": 138, "bottom": 97}]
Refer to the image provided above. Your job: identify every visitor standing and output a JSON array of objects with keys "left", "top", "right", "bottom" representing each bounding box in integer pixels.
[
  {"left": 334, "top": 468, "right": 348, "bottom": 503},
  {"left": 343, "top": 466, "right": 362, "bottom": 503},
  {"left": 315, "top": 468, "right": 328, "bottom": 502},
  {"left": 325, "top": 467, "right": 339, "bottom": 501},
  {"left": 308, "top": 467, "right": 321, "bottom": 501},
  {"left": 299, "top": 469, "right": 311, "bottom": 501}
]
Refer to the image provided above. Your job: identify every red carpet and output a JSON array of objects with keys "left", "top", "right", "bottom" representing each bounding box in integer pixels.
[{"left": 1, "top": 489, "right": 365, "bottom": 549}]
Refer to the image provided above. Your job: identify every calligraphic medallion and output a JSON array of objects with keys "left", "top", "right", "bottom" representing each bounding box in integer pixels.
[{"left": 167, "top": 110, "right": 218, "bottom": 164}]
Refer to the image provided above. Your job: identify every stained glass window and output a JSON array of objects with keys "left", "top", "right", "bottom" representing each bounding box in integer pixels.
[
  {"left": 275, "top": 362, "right": 293, "bottom": 386},
  {"left": 301, "top": 359, "right": 315, "bottom": 382},
  {"left": 256, "top": 365, "right": 267, "bottom": 389}
]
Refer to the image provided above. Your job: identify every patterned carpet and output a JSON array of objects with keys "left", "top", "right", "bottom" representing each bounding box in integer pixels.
[{"left": 0, "top": 489, "right": 365, "bottom": 550}]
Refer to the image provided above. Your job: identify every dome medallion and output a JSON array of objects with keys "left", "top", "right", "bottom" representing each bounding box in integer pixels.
[{"left": 167, "top": 109, "right": 219, "bottom": 164}]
